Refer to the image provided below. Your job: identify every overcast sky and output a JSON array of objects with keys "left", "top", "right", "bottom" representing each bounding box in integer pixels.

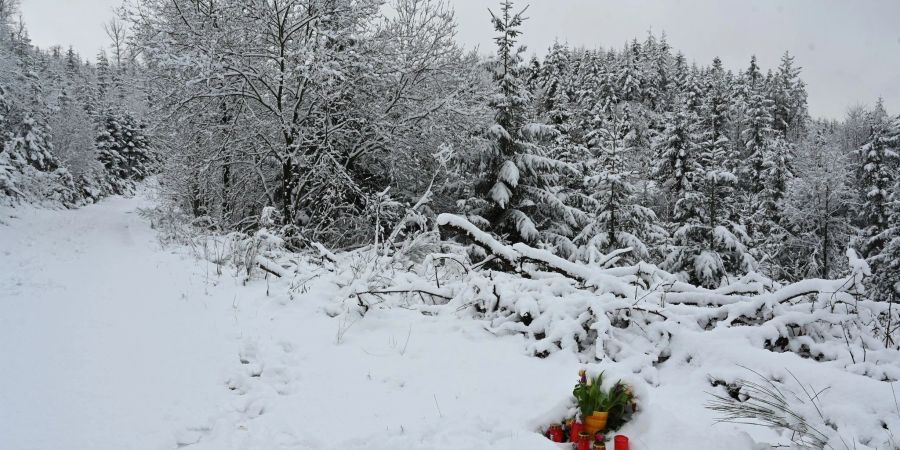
[{"left": 20, "top": 0, "right": 900, "bottom": 119}]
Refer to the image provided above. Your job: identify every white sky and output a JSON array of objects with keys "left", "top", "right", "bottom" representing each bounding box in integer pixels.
[{"left": 20, "top": 0, "right": 900, "bottom": 120}]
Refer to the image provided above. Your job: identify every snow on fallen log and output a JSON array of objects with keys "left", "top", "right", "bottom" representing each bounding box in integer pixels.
[
  {"left": 323, "top": 213, "right": 898, "bottom": 382},
  {"left": 511, "top": 243, "right": 635, "bottom": 296},
  {"left": 256, "top": 255, "right": 290, "bottom": 278},
  {"left": 311, "top": 242, "right": 338, "bottom": 263},
  {"left": 438, "top": 213, "right": 641, "bottom": 295},
  {"left": 436, "top": 213, "right": 520, "bottom": 265},
  {"left": 428, "top": 213, "right": 898, "bottom": 380}
]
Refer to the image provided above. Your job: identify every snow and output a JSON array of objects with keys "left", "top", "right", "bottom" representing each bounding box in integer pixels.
[
  {"left": 488, "top": 180, "right": 512, "bottom": 208},
  {"left": 498, "top": 160, "right": 520, "bottom": 188},
  {"left": 0, "top": 195, "right": 573, "bottom": 450},
  {"left": 0, "top": 192, "right": 234, "bottom": 450},
  {"left": 437, "top": 212, "right": 519, "bottom": 263},
  {"left": 2, "top": 193, "right": 899, "bottom": 450}
]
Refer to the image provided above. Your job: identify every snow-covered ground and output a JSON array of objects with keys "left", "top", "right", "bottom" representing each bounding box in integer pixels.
[{"left": 1, "top": 192, "right": 898, "bottom": 450}]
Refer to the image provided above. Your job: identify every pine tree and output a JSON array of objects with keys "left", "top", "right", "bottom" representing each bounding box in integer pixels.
[
  {"left": 740, "top": 56, "right": 775, "bottom": 196},
  {"left": 572, "top": 50, "right": 602, "bottom": 124},
  {"left": 863, "top": 112, "right": 900, "bottom": 301},
  {"left": 618, "top": 48, "right": 642, "bottom": 103},
  {"left": 524, "top": 54, "right": 542, "bottom": 95},
  {"left": 654, "top": 97, "right": 697, "bottom": 204},
  {"left": 540, "top": 40, "right": 572, "bottom": 127},
  {"left": 669, "top": 52, "right": 688, "bottom": 94},
  {"left": 96, "top": 109, "right": 153, "bottom": 192},
  {"left": 474, "top": 1, "right": 582, "bottom": 246},
  {"left": 6, "top": 113, "right": 57, "bottom": 171},
  {"left": 662, "top": 95, "right": 754, "bottom": 287},
  {"left": 620, "top": 103, "right": 655, "bottom": 207},
  {"left": 758, "top": 136, "right": 794, "bottom": 218},
  {"left": 95, "top": 51, "right": 111, "bottom": 111},
  {"left": 682, "top": 65, "right": 704, "bottom": 114},
  {"left": 577, "top": 105, "right": 664, "bottom": 263},
  {"left": 857, "top": 100, "right": 898, "bottom": 260},
  {"left": 0, "top": 84, "right": 10, "bottom": 139},
  {"left": 698, "top": 57, "right": 738, "bottom": 230},
  {"left": 5, "top": 31, "right": 59, "bottom": 172},
  {"left": 644, "top": 33, "right": 672, "bottom": 111},
  {"left": 772, "top": 51, "right": 807, "bottom": 139}
]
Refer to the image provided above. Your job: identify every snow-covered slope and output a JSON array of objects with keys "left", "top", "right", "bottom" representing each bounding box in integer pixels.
[
  {"left": 0, "top": 194, "right": 578, "bottom": 449},
  {"left": 0, "top": 193, "right": 237, "bottom": 449},
  {"left": 1, "top": 193, "right": 897, "bottom": 450}
]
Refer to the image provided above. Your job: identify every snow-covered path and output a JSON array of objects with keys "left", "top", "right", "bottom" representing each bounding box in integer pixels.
[
  {"left": 7, "top": 194, "right": 894, "bottom": 450},
  {"left": 0, "top": 194, "right": 583, "bottom": 450},
  {"left": 0, "top": 195, "right": 237, "bottom": 450}
]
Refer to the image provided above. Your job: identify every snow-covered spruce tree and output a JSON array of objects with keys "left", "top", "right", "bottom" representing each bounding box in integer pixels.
[
  {"left": 524, "top": 54, "right": 542, "bottom": 95},
  {"left": 771, "top": 51, "right": 807, "bottom": 140},
  {"left": 570, "top": 49, "right": 603, "bottom": 121},
  {"left": 659, "top": 97, "right": 754, "bottom": 287},
  {"left": 472, "top": 0, "right": 582, "bottom": 248},
  {"left": 736, "top": 57, "right": 798, "bottom": 273},
  {"left": 855, "top": 100, "right": 897, "bottom": 258},
  {"left": 682, "top": 65, "right": 705, "bottom": 115},
  {"left": 597, "top": 52, "right": 621, "bottom": 115},
  {"left": 740, "top": 56, "right": 775, "bottom": 198},
  {"left": 641, "top": 32, "right": 672, "bottom": 111},
  {"left": 653, "top": 96, "right": 696, "bottom": 222},
  {"left": 94, "top": 51, "right": 111, "bottom": 112},
  {"left": 540, "top": 42, "right": 580, "bottom": 166},
  {"left": 617, "top": 41, "right": 643, "bottom": 103},
  {"left": 868, "top": 155, "right": 899, "bottom": 302},
  {"left": 540, "top": 40, "right": 573, "bottom": 128},
  {"left": 577, "top": 105, "right": 664, "bottom": 264},
  {"left": 669, "top": 52, "right": 688, "bottom": 97},
  {"left": 96, "top": 109, "right": 153, "bottom": 192},
  {"left": 0, "top": 24, "right": 89, "bottom": 206},
  {"left": 619, "top": 103, "right": 657, "bottom": 211},
  {"left": 756, "top": 135, "right": 794, "bottom": 222},
  {"left": 4, "top": 113, "right": 57, "bottom": 172},
  {"left": 857, "top": 104, "right": 900, "bottom": 300},
  {"left": 3, "top": 30, "right": 59, "bottom": 173}
]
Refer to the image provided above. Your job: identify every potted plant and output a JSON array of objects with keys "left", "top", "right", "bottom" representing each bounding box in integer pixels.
[
  {"left": 572, "top": 370, "right": 636, "bottom": 435},
  {"left": 604, "top": 382, "right": 635, "bottom": 431},
  {"left": 573, "top": 371, "right": 609, "bottom": 434}
]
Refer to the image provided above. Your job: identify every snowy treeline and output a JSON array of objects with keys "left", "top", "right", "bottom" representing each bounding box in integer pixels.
[
  {"left": 0, "top": 0, "right": 153, "bottom": 206},
  {"left": 2, "top": 0, "right": 898, "bottom": 300},
  {"left": 120, "top": 0, "right": 900, "bottom": 302}
]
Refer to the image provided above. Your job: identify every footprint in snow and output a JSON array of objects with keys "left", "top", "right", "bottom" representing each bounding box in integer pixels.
[
  {"left": 225, "top": 373, "right": 251, "bottom": 395},
  {"left": 238, "top": 341, "right": 259, "bottom": 365},
  {"left": 239, "top": 397, "right": 267, "bottom": 419},
  {"left": 174, "top": 426, "right": 209, "bottom": 447}
]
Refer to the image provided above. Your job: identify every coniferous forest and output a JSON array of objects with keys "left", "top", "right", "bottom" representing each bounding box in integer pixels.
[
  {"left": 2, "top": 1, "right": 900, "bottom": 449},
  {"left": 3, "top": 0, "right": 897, "bottom": 296}
]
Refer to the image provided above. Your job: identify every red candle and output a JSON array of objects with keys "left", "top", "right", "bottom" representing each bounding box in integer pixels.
[
  {"left": 547, "top": 424, "right": 564, "bottom": 442},
  {"left": 570, "top": 421, "right": 584, "bottom": 442},
  {"left": 577, "top": 432, "right": 591, "bottom": 450},
  {"left": 614, "top": 435, "right": 629, "bottom": 450}
]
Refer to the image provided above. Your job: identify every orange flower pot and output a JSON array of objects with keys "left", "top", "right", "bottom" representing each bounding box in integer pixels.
[{"left": 584, "top": 411, "right": 608, "bottom": 435}]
